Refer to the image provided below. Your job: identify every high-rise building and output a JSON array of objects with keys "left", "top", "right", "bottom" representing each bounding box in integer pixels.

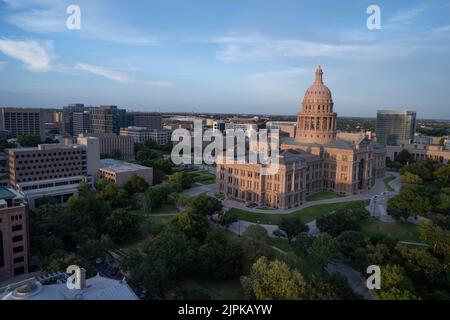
[
  {"left": 62, "top": 104, "right": 85, "bottom": 136},
  {"left": 0, "top": 188, "right": 28, "bottom": 281},
  {"left": 376, "top": 110, "right": 417, "bottom": 146},
  {"left": 88, "top": 106, "right": 127, "bottom": 135},
  {"left": 7, "top": 138, "right": 100, "bottom": 209},
  {"left": 73, "top": 111, "right": 91, "bottom": 135},
  {"left": 128, "top": 112, "right": 162, "bottom": 130},
  {"left": 0, "top": 108, "right": 45, "bottom": 139}
]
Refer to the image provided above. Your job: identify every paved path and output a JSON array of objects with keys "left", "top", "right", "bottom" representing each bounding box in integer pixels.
[
  {"left": 182, "top": 183, "right": 216, "bottom": 197},
  {"left": 327, "top": 262, "right": 377, "bottom": 300},
  {"left": 228, "top": 218, "right": 319, "bottom": 238},
  {"left": 223, "top": 176, "right": 389, "bottom": 215}
]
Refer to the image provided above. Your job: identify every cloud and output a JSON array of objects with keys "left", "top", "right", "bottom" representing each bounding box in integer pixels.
[
  {"left": 212, "top": 35, "right": 405, "bottom": 61},
  {"left": 75, "top": 63, "right": 134, "bottom": 83},
  {"left": 0, "top": 38, "right": 55, "bottom": 72},
  {"left": 145, "top": 80, "right": 172, "bottom": 87},
  {"left": 2, "top": 0, "right": 159, "bottom": 45},
  {"left": 389, "top": 6, "right": 427, "bottom": 25},
  {"left": 0, "top": 61, "right": 7, "bottom": 70},
  {"left": 248, "top": 67, "right": 309, "bottom": 81}
]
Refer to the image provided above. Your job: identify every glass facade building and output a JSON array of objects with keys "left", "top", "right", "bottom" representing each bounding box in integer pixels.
[{"left": 376, "top": 110, "right": 417, "bottom": 146}]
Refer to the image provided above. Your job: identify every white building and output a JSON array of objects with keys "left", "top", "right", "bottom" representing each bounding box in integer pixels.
[
  {"left": 120, "top": 126, "right": 172, "bottom": 145},
  {"left": 1, "top": 272, "right": 138, "bottom": 300},
  {"left": 99, "top": 159, "right": 153, "bottom": 187},
  {"left": 8, "top": 137, "right": 100, "bottom": 209}
]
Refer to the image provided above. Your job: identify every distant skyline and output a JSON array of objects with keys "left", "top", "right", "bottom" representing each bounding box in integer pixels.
[{"left": 1, "top": 0, "right": 450, "bottom": 118}]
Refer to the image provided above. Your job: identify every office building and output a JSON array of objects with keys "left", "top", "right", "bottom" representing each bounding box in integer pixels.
[
  {"left": 128, "top": 112, "right": 162, "bottom": 130},
  {"left": 78, "top": 133, "right": 135, "bottom": 160},
  {"left": 0, "top": 188, "right": 28, "bottom": 281},
  {"left": 386, "top": 143, "right": 450, "bottom": 164},
  {"left": 88, "top": 105, "right": 127, "bottom": 135},
  {"left": 73, "top": 112, "right": 91, "bottom": 136},
  {"left": 120, "top": 127, "right": 172, "bottom": 145},
  {"left": 7, "top": 138, "right": 100, "bottom": 209},
  {"left": 0, "top": 108, "right": 45, "bottom": 139},
  {"left": 99, "top": 159, "right": 153, "bottom": 187},
  {"left": 62, "top": 104, "right": 86, "bottom": 136},
  {"left": 376, "top": 110, "right": 417, "bottom": 145}
]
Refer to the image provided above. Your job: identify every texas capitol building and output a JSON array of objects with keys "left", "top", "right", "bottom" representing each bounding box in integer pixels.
[{"left": 217, "top": 66, "right": 386, "bottom": 209}]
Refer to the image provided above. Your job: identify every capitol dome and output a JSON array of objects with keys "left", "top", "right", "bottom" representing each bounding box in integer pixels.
[{"left": 303, "top": 66, "right": 333, "bottom": 104}]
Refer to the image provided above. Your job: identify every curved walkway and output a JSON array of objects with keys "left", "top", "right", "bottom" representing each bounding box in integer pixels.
[{"left": 224, "top": 174, "right": 393, "bottom": 215}]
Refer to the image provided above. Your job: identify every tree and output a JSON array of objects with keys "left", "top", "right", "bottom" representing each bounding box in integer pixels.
[
  {"left": 173, "top": 210, "right": 210, "bottom": 241},
  {"left": 123, "top": 174, "right": 149, "bottom": 195},
  {"left": 401, "top": 172, "right": 423, "bottom": 185},
  {"left": 388, "top": 187, "right": 430, "bottom": 220},
  {"left": 240, "top": 225, "right": 274, "bottom": 270},
  {"left": 395, "top": 149, "right": 415, "bottom": 165},
  {"left": 187, "top": 194, "right": 222, "bottom": 216},
  {"left": 139, "top": 186, "right": 167, "bottom": 213},
  {"left": 401, "top": 163, "right": 432, "bottom": 182},
  {"left": 150, "top": 158, "right": 173, "bottom": 175},
  {"left": 168, "top": 172, "right": 193, "bottom": 190},
  {"left": 42, "top": 250, "right": 86, "bottom": 273},
  {"left": 95, "top": 178, "right": 112, "bottom": 191},
  {"left": 337, "top": 231, "right": 367, "bottom": 257},
  {"left": 316, "top": 209, "right": 364, "bottom": 237},
  {"left": 309, "top": 234, "right": 340, "bottom": 268},
  {"left": 378, "top": 265, "right": 418, "bottom": 300},
  {"left": 17, "top": 135, "right": 41, "bottom": 147},
  {"left": 278, "top": 216, "right": 309, "bottom": 244},
  {"left": 78, "top": 181, "right": 92, "bottom": 198},
  {"left": 198, "top": 230, "right": 243, "bottom": 279},
  {"left": 435, "top": 164, "right": 450, "bottom": 187},
  {"left": 142, "top": 227, "right": 195, "bottom": 276},
  {"left": 136, "top": 148, "right": 152, "bottom": 162},
  {"left": 241, "top": 257, "right": 309, "bottom": 300},
  {"left": 102, "top": 210, "right": 140, "bottom": 243},
  {"left": 79, "top": 234, "right": 115, "bottom": 259},
  {"left": 419, "top": 221, "right": 450, "bottom": 261}
]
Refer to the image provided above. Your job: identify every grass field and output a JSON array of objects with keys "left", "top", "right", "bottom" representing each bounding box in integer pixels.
[
  {"left": 178, "top": 277, "right": 244, "bottom": 300},
  {"left": 383, "top": 175, "right": 396, "bottom": 192},
  {"left": 228, "top": 200, "right": 369, "bottom": 225},
  {"left": 305, "top": 192, "right": 342, "bottom": 202},
  {"left": 361, "top": 217, "right": 421, "bottom": 243}
]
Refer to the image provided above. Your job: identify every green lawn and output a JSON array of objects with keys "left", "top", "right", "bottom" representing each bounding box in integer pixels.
[
  {"left": 192, "top": 171, "right": 216, "bottom": 185},
  {"left": 383, "top": 175, "right": 396, "bottom": 192},
  {"left": 228, "top": 200, "right": 369, "bottom": 225},
  {"left": 305, "top": 192, "right": 342, "bottom": 202},
  {"left": 361, "top": 218, "right": 421, "bottom": 243},
  {"left": 177, "top": 277, "right": 244, "bottom": 300},
  {"left": 269, "top": 238, "right": 323, "bottom": 276}
]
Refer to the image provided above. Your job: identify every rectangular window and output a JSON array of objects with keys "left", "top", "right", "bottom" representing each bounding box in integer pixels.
[
  {"left": 13, "top": 235, "right": 23, "bottom": 243},
  {"left": 13, "top": 246, "right": 24, "bottom": 253},
  {"left": 12, "top": 224, "right": 22, "bottom": 232},
  {"left": 13, "top": 256, "right": 24, "bottom": 264}
]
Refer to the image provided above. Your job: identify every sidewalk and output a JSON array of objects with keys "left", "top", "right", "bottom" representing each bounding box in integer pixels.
[{"left": 224, "top": 175, "right": 390, "bottom": 215}]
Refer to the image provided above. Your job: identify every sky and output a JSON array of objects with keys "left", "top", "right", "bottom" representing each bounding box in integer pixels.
[{"left": 0, "top": 0, "right": 449, "bottom": 118}]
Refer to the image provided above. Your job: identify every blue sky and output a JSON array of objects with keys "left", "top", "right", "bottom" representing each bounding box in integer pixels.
[{"left": 0, "top": 0, "right": 449, "bottom": 118}]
